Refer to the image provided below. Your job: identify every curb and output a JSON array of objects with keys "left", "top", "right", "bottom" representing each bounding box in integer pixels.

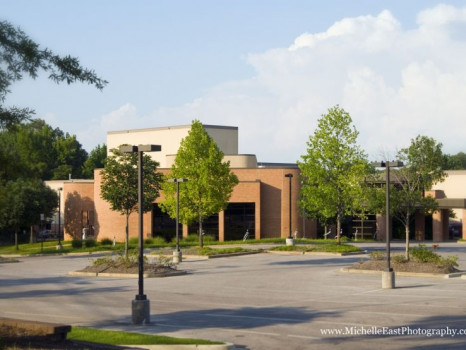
[
  {"left": 154, "top": 251, "right": 261, "bottom": 260},
  {"left": 68, "top": 271, "right": 187, "bottom": 278},
  {"left": 267, "top": 250, "right": 365, "bottom": 256},
  {"left": 121, "top": 344, "right": 237, "bottom": 350},
  {"left": 341, "top": 267, "right": 466, "bottom": 279}
]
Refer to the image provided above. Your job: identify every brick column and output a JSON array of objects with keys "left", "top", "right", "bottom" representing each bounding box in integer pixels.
[
  {"left": 433, "top": 209, "right": 448, "bottom": 242},
  {"left": 218, "top": 210, "right": 225, "bottom": 242}
]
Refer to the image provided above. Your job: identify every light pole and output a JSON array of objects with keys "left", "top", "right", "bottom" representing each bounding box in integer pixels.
[
  {"left": 373, "top": 161, "right": 403, "bottom": 289},
  {"left": 285, "top": 173, "right": 294, "bottom": 245},
  {"left": 57, "top": 187, "right": 63, "bottom": 250},
  {"left": 168, "top": 178, "right": 188, "bottom": 263},
  {"left": 120, "top": 144, "right": 161, "bottom": 325}
]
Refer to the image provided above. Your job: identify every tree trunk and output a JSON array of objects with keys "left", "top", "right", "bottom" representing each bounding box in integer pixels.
[
  {"left": 15, "top": 228, "right": 18, "bottom": 251},
  {"left": 199, "top": 212, "right": 203, "bottom": 248},
  {"left": 29, "top": 226, "right": 34, "bottom": 244},
  {"left": 336, "top": 213, "right": 341, "bottom": 244},
  {"left": 405, "top": 211, "right": 410, "bottom": 261},
  {"left": 125, "top": 214, "right": 129, "bottom": 259}
]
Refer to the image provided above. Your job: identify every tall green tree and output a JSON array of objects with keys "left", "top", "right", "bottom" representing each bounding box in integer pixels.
[
  {"left": 299, "top": 106, "right": 370, "bottom": 243},
  {"left": 0, "top": 179, "right": 57, "bottom": 249},
  {"left": 100, "top": 147, "right": 163, "bottom": 257},
  {"left": 390, "top": 135, "right": 446, "bottom": 260},
  {"left": 159, "top": 120, "right": 238, "bottom": 247},
  {"left": 443, "top": 152, "right": 466, "bottom": 170},
  {"left": 82, "top": 144, "right": 107, "bottom": 179},
  {"left": 0, "top": 20, "right": 107, "bottom": 129},
  {"left": 0, "top": 119, "right": 88, "bottom": 180}
]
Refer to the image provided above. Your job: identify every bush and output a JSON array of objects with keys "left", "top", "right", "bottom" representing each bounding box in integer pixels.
[
  {"left": 84, "top": 239, "right": 96, "bottom": 248},
  {"left": 438, "top": 255, "right": 459, "bottom": 269},
  {"left": 183, "top": 234, "right": 199, "bottom": 243},
  {"left": 100, "top": 238, "right": 113, "bottom": 245},
  {"left": 392, "top": 254, "right": 407, "bottom": 264},
  {"left": 145, "top": 236, "right": 167, "bottom": 246},
  {"left": 369, "top": 251, "right": 385, "bottom": 261},
  {"left": 129, "top": 237, "right": 139, "bottom": 245},
  {"left": 71, "top": 239, "right": 82, "bottom": 248},
  {"left": 410, "top": 244, "right": 440, "bottom": 263}
]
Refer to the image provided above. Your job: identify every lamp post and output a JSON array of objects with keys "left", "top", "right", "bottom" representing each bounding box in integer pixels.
[
  {"left": 284, "top": 173, "right": 294, "bottom": 245},
  {"left": 168, "top": 178, "right": 188, "bottom": 263},
  {"left": 120, "top": 144, "right": 161, "bottom": 325},
  {"left": 373, "top": 161, "right": 403, "bottom": 289},
  {"left": 57, "top": 187, "right": 63, "bottom": 250}
]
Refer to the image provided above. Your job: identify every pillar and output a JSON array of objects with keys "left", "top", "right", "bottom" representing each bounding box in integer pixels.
[
  {"left": 218, "top": 210, "right": 225, "bottom": 242},
  {"left": 433, "top": 209, "right": 448, "bottom": 242}
]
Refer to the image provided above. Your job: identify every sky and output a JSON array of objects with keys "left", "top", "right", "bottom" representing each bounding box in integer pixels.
[{"left": 2, "top": 0, "right": 466, "bottom": 163}]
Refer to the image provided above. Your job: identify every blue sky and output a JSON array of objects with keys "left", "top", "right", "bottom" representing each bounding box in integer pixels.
[{"left": 2, "top": 0, "right": 466, "bottom": 162}]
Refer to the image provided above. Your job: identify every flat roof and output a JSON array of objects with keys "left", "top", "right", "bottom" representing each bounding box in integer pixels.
[{"left": 108, "top": 124, "right": 238, "bottom": 135}]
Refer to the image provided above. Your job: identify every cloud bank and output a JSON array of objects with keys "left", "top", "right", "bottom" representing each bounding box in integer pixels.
[{"left": 86, "top": 4, "right": 466, "bottom": 162}]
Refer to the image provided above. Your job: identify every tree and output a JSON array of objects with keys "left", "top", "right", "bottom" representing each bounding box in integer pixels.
[
  {"left": 390, "top": 135, "right": 447, "bottom": 260},
  {"left": 100, "top": 148, "right": 163, "bottom": 257},
  {"left": 82, "top": 144, "right": 107, "bottom": 179},
  {"left": 0, "top": 20, "right": 107, "bottom": 129},
  {"left": 299, "top": 106, "right": 370, "bottom": 244},
  {"left": 0, "top": 179, "right": 57, "bottom": 249},
  {"left": 0, "top": 119, "right": 89, "bottom": 180},
  {"left": 159, "top": 120, "right": 238, "bottom": 247},
  {"left": 443, "top": 152, "right": 466, "bottom": 170}
]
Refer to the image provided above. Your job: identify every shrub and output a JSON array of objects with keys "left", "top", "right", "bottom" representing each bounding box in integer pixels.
[
  {"left": 129, "top": 237, "right": 139, "bottom": 245},
  {"left": 100, "top": 238, "right": 113, "bottom": 245},
  {"left": 183, "top": 234, "right": 199, "bottom": 243},
  {"left": 84, "top": 239, "right": 97, "bottom": 248},
  {"left": 71, "top": 239, "right": 82, "bottom": 248},
  {"left": 438, "top": 255, "right": 459, "bottom": 269},
  {"left": 392, "top": 254, "right": 407, "bottom": 264},
  {"left": 370, "top": 251, "right": 385, "bottom": 261},
  {"left": 145, "top": 236, "right": 167, "bottom": 246},
  {"left": 410, "top": 244, "right": 440, "bottom": 263}
]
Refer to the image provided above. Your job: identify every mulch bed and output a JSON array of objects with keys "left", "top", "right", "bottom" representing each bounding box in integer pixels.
[
  {"left": 78, "top": 262, "right": 178, "bottom": 275},
  {"left": 351, "top": 259, "right": 459, "bottom": 274}
]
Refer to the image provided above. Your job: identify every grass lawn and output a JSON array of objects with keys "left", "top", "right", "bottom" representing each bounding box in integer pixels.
[
  {"left": 0, "top": 237, "right": 369, "bottom": 256},
  {"left": 269, "top": 242, "right": 362, "bottom": 253},
  {"left": 68, "top": 327, "right": 222, "bottom": 345}
]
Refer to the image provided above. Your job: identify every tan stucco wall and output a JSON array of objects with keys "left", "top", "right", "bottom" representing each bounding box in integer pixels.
[
  {"left": 107, "top": 124, "right": 238, "bottom": 168},
  {"left": 432, "top": 170, "right": 466, "bottom": 222}
]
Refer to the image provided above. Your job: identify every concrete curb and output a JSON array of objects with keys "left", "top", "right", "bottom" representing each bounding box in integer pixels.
[
  {"left": 267, "top": 250, "right": 365, "bottom": 256},
  {"left": 341, "top": 267, "right": 466, "bottom": 279},
  {"left": 68, "top": 271, "right": 187, "bottom": 278},
  {"left": 154, "top": 251, "right": 261, "bottom": 260},
  {"left": 122, "top": 344, "right": 237, "bottom": 350}
]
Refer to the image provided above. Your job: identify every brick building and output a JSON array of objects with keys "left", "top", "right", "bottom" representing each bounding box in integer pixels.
[{"left": 47, "top": 124, "right": 317, "bottom": 242}]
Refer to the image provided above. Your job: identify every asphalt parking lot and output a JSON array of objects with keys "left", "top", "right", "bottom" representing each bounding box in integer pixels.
[{"left": 1, "top": 242, "right": 466, "bottom": 350}]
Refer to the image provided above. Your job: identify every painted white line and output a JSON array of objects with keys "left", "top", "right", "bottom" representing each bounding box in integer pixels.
[{"left": 287, "top": 334, "right": 322, "bottom": 340}]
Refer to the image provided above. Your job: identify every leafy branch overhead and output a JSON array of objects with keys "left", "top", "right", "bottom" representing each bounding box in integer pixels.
[{"left": 0, "top": 20, "right": 108, "bottom": 128}]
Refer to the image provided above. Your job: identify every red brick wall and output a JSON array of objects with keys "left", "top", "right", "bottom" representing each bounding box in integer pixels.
[{"left": 72, "top": 167, "right": 317, "bottom": 242}]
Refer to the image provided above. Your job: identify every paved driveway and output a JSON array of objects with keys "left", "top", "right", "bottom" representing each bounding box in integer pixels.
[{"left": 1, "top": 242, "right": 466, "bottom": 349}]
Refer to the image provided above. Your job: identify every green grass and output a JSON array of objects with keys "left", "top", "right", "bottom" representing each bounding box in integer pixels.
[
  {"left": 270, "top": 243, "right": 361, "bottom": 253},
  {"left": 0, "top": 237, "right": 369, "bottom": 256},
  {"left": 68, "top": 327, "right": 221, "bottom": 345}
]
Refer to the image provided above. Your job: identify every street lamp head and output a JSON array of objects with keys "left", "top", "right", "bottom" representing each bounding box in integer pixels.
[
  {"left": 372, "top": 161, "right": 404, "bottom": 168},
  {"left": 285, "top": 173, "right": 293, "bottom": 178},
  {"left": 119, "top": 144, "right": 162, "bottom": 153},
  {"left": 57, "top": 187, "right": 63, "bottom": 191},
  {"left": 168, "top": 178, "right": 188, "bottom": 183}
]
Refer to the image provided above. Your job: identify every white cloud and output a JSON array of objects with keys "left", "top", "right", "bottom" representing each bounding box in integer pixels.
[{"left": 90, "top": 4, "right": 466, "bottom": 162}]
